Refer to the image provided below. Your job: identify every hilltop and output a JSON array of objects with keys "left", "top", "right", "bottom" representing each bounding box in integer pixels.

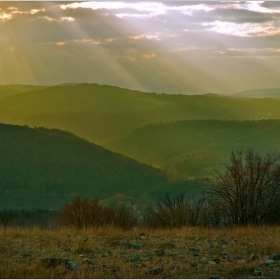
[
  {"left": 0, "top": 84, "right": 47, "bottom": 99},
  {"left": 232, "top": 88, "right": 280, "bottom": 98},
  {"left": 1, "top": 83, "right": 280, "bottom": 146}
]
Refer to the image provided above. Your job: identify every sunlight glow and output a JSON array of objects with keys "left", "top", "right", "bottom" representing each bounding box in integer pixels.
[
  {"left": 56, "top": 42, "right": 66, "bottom": 46},
  {"left": 142, "top": 53, "right": 156, "bottom": 58},
  {"left": 203, "top": 21, "right": 280, "bottom": 37},
  {"left": 60, "top": 17, "right": 75, "bottom": 22},
  {"left": 0, "top": 13, "right": 12, "bottom": 21},
  {"left": 130, "top": 34, "right": 160, "bottom": 41}
]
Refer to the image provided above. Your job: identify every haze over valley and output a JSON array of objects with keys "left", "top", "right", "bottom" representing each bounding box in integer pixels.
[{"left": 1, "top": 1, "right": 280, "bottom": 210}]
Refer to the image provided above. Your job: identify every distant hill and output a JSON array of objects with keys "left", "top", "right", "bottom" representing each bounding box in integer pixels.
[
  {"left": 106, "top": 119, "right": 280, "bottom": 180},
  {"left": 232, "top": 88, "right": 280, "bottom": 98},
  {"left": 1, "top": 83, "right": 280, "bottom": 146},
  {"left": 0, "top": 85, "right": 47, "bottom": 99},
  {"left": 0, "top": 123, "right": 175, "bottom": 209}
]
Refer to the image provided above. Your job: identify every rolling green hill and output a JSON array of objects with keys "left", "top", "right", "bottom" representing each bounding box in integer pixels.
[
  {"left": 0, "top": 123, "right": 178, "bottom": 209},
  {"left": 0, "top": 85, "right": 47, "bottom": 99},
  {"left": 1, "top": 84, "right": 280, "bottom": 146},
  {"left": 232, "top": 88, "right": 280, "bottom": 98},
  {"left": 105, "top": 119, "right": 280, "bottom": 180}
]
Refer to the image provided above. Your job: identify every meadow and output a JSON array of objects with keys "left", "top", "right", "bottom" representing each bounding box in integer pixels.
[{"left": 1, "top": 225, "right": 280, "bottom": 279}]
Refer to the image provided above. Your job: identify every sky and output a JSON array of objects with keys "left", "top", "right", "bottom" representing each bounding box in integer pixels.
[{"left": 1, "top": 1, "right": 280, "bottom": 94}]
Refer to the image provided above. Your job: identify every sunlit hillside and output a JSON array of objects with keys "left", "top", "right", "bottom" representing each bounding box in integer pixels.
[
  {"left": 1, "top": 84, "right": 280, "bottom": 146},
  {"left": 0, "top": 122, "right": 177, "bottom": 209},
  {"left": 106, "top": 119, "right": 280, "bottom": 179},
  {"left": 0, "top": 85, "right": 47, "bottom": 99}
]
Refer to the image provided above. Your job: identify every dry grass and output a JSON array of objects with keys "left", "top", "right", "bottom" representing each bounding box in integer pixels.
[{"left": 1, "top": 225, "right": 280, "bottom": 278}]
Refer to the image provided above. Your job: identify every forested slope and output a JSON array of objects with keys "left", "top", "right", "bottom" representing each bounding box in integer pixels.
[
  {"left": 1, "top": 84, "right": 280, "bottom": 145},
  {"left": 0, "top": 85, "right": 47, "bottom": 99},
  {"left": 106, "top": 119, "right": 280, "bottom": 179},
  {"left": 0, "top": 123, "right": 171, "bottom": 209}
]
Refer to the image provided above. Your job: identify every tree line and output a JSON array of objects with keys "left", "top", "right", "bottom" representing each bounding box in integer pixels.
[{"left": 2, "top": 148, "right": 280, "bottom": 229}]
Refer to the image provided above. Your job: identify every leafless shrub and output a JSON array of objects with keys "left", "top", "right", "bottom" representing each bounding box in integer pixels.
[
  {"left": 57, "top": 197, "right": 103, "bottom": 230},
  {"left": 144, "top": 192, "right": 207, "bottom": 229},
  {"left": 57, "top": 198, "right": 138, "bottom": 230},
  {"left": 205, "top": 148, "right": 280, "bottom": 226}
]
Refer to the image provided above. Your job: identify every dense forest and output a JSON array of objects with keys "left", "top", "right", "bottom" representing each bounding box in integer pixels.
[
  {"left": 1, "top": 83, "right": 280, "bottom": 214},
  {"left": 0, "top": 122, "right": 203, "bottom": 210},
  {"left": 1, "top": 83, "right": 280, "bottom": 146},
  {"left": 106, "top": 119, "right": 280, "bottom": 179}
]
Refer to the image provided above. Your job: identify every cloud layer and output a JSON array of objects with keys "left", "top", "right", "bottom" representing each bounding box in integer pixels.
[{"left": 1, "top": 1, "right": 280, "bottom": 93}]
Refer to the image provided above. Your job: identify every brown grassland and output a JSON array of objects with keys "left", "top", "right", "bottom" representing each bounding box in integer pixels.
[{"left": 0, "top": 225, "right": 280, "bottom": 279}]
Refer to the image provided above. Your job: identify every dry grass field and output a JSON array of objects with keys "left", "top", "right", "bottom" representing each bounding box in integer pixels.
[{"left": 1, "top": 225, "right": 280, "bottom": 279}]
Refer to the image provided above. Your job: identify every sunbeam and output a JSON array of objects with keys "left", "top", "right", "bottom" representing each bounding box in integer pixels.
[{"left": 0, "top": 1, "right": 280, "bottom": 93}]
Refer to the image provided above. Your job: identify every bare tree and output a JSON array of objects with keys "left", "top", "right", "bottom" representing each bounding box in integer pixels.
[
  {"left": 206, "top": 148, "right": 280, "bottom": 226},
  {"left": 57, "top": 197, "right": 103, "bottom": 230},
  {"left": 144, "top": 192, "right": 207, "bottom": 229}
]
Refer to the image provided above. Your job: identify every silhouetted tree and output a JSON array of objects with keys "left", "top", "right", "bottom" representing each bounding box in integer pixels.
[
  {"left": 144, "top": 192, "right": 206, "bottom": 228},
  {"left": 57, "top": 197, "right": 102, "bottom": 230},
  {"left": 206, "top": 148, "right": 280, "bottom": 226}
]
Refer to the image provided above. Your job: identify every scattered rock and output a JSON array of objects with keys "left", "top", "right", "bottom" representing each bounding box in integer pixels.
[
  {"left": 250, "top": 254, "right": 260, "bottom": 261},
  {"left": 208, "top": 261, "right": 217, "bottom": 265},
  {"left": 253, "top": 268, "right": 262, "bottom": 276},
  {"left": 190, "top": 262, "right": 197, "bottom": 267},
  {"left": 213, "top": 258, "right": 221, "bottom": 264},
  {"left": 41, "top": 258, "right": 68, "bottom": 268},
  {"left": 201, "top": 257, "right": 208, "bottom": 263},
  {"left": 155, "top": 249, "right": 164, "bottom": 256},
  {"left": 139, "top": 232, "right": 146, "bottom": 237},
  {"left": 161, "top": 242, "right": 176, "bottom": 249},
  {"left": 66, "top": 261, "right": 82, "bottom": 271},
  {"left": 60, "top": 269, "right": 69, "bottom": 276},
  {"left": 142, "top": 256, "right": 152, "bottom": 262},
  {"left": 56, "top": 247, "right": 70, "bottom": 252},
  {"left": 22, "top": 253, "right": 32, "bottom": 258},
  {"left": 271, "top": 253, "right": 280, "bottom": 261},
  {"left": 171, "top": 265, "right": 180, "bottom": 271},
  {"left": 120, "top": 239, "right": 130, "bottom": 247},
  {"left": 130, "top": 254, "right": 140, "bottom": 262},
  {"left": 266, "top": 259, "right": 275, "bottom": 265},
  {"left": 108, "top": 266, "right": 117, "bottom": 273},
  {"left": 147, "top": 266, "right": 163, "bottom": 275},
  {"left": 189, "top": 247, "right": 200, "bottom": 253},
  {"left": 85, "top": 259, "right": 94, "bottom": 266},
  {"left": 129, "top": 242, "right": 141, "bottom": 249}
]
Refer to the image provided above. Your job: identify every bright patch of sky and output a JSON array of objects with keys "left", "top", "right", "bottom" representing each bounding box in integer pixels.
[{"left": 0, "top": 1, "right": 280, "bottom": 94}]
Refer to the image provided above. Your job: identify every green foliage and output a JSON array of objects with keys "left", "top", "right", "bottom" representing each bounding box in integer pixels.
[
  {"left": 106, "top": 119, "right": 280, "bottom": 179},
  {"left": 1, "top": 83, "right": 280, "bottom": 145},
  {"left": 0, "top": 85, "right": 47, "bottom": 99},
  {"left": 0, "top": 123, "right": 170, "bottom": 209}
]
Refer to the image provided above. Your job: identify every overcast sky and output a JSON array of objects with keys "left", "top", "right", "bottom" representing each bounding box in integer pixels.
[{"left": 1, "top": 1, "right": 280, "bottom": 94}]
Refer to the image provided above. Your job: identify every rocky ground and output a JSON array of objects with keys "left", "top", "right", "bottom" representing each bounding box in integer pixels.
[{"left": 0, "top": 226, "right": 280, "bottom": 278}]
